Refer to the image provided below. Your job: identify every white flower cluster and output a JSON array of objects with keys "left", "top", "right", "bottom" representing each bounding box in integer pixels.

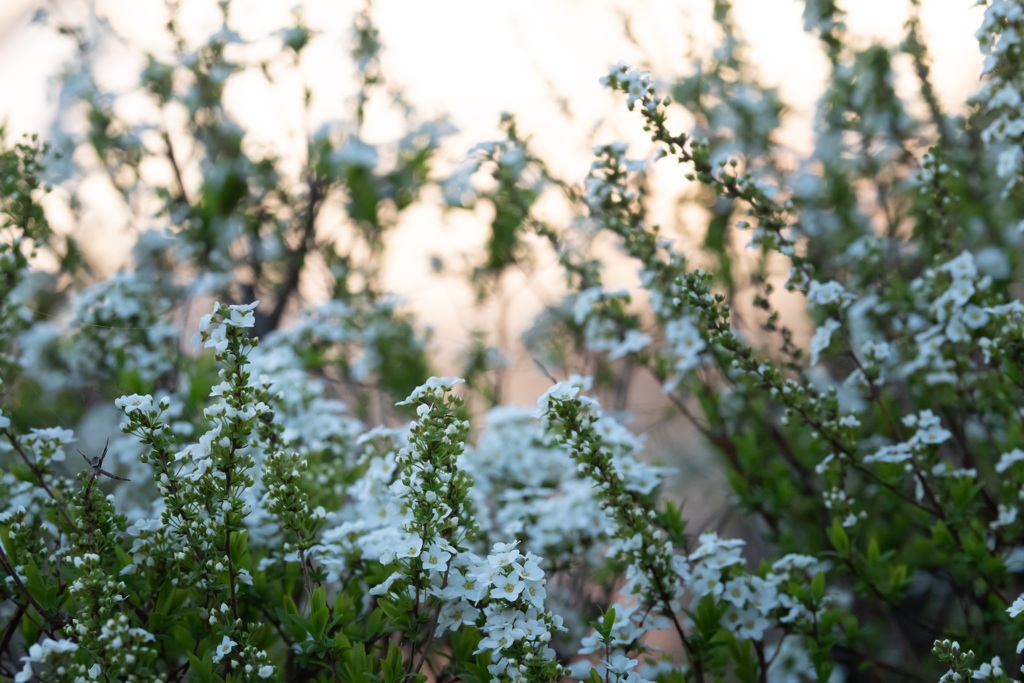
[
  {"left": 15, "top": 638, "right": 80, "bottom": 683},
  {"left": 463, "top": 405, "right": 614, "bottom": 565},
  {"left": 863, "top": 410, "right": 951, "bottom": 466},
  {"left": 439, "top": 545, "right": 564, "bottom": 672},
  {"left": 898, "top": 251, "right": 997, "bottom": 386},
  {"left": 541, "top": 385, "right": 834, "bottom": 681},
  {"left": 194, "top": 300, "right": 259, "bottom": 353},
  {"left": 571, "top": 286, "right": 652, "bottom": 361},
  {"left": 262, "top": 297, "right": 427, "bottom": 385},
  {"left": 663, "top": 315, "right": 706, "bottom": 389},
  {"left": 52, "top": 273, "right": 179, "bottom": 387},
  {"left": 9, "top": 1, "right": 1024, "bottom": 679},
  {"left": 975, "top": 0, "right": 1024, "bottom": 194},
  {"left": 443, "top": 132, "right": 536, "bottom": 208},
  {"left": 361, "top": 378, "right": 566, "bottom": 682},
  {"left": 19, "top": 426, "right": 75, "bottom": 466},
  {"left": 600, "top": 62, "right": 656, "bottom": 111}
]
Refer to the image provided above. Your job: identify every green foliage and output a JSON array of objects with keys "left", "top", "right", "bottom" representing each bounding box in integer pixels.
[{"left": 4, "top": 1, "right": 1024, "bottom": 682}]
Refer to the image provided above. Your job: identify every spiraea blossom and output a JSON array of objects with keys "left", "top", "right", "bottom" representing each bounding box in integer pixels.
[{"left": 4, "top": 1, "right": 1024, "bottom": 681}]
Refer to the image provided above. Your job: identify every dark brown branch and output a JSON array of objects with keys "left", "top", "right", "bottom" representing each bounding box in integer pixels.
[{"left": 256, "top": 176, "right": 324, "bottom": 337}]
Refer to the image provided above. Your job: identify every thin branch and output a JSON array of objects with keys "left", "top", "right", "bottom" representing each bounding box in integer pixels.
[
  {"left": 259, "top": 175, "right": 324, "bottom": 336},
  {"left": 2, "top": 430, "right": 76, "bottom": 532}
]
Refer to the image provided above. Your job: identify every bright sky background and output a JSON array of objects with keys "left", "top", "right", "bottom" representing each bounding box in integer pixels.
[
  {"left": 0, "top": 1, "right": 982, "bottom": 150},
  {"left": 0, "top": 0, "right": 986, "bottom": 410}
]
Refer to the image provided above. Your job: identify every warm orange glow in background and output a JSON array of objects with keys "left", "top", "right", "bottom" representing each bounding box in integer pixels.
[{"left": 0, "top": 0, "right": 985, "bottom": 412}]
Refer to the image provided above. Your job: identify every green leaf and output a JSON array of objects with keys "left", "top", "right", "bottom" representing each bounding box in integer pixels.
[
  {"left": 149, "top": 584, "right": 190, "bottom": 638},
  {"left": 691, "top": 594, "right": 727, "bottom": 643},
  {"left": 811, "top": 571, "right": 826, "bottom": 602},
  {"left": 449, "top": 625, "right": 481, "bottom": 663},
  {"left": 310, "top": 606, "right": 330, "bottom": 641},
  {"left": 19, "top": 611, "right": 40, "bottom": 646},
  {"left": 377, "top": 596, "right": 413, "bottom": 627},
  {"left": 827, "top": 518, "right": 849, "bottom": 557},
  {"left": 361, "top": 606, "right": 387, "bottom": 641},
  {"left": 229, "top": 530, "right": 249, "bottom": 565},
  {"left": 22, "top": 559, "right": 60, "bottom": 614},
  {"left": 886, "top": 564, "right": 908, "bottom": 599},
  {"left": 381, "top": 643, "right": 410, "bottom": 683},
  {"left": 930, "top": 520, "right": 954, "bottom": 548},
  {"left": 310, "top": 586, "right": 327, "bottom": 614},
  {"left": 187, "top": 642, "right": 215, "bottom": 683},
  {"left": 865, "top": 536, "right": 880, "bottom": 565},
  {"left": 595, "top": 606, "right": 616, "bottom": 640},
  {"left": 333, "top": 590, "right": 355, "bottom": 623},
  {"left": 656, "top": 500, "right": 688, "bottom": 546},
  {"left": 282, "top": 594, "right": 299, "bottom": 615},
  {"left": 728, "top": 635, "right": 759, "bottom": 683},
  {"left": 342, "top": 642, "right": 373, "bottom": 681}
]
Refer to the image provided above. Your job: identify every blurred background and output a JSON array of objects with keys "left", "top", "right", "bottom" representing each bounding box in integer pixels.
[
  {"left": 0, "top": 0, "right": 987, "bottom": 489},
  {"left": 0, "top": 1, "right": 983, "bottom": 341}
]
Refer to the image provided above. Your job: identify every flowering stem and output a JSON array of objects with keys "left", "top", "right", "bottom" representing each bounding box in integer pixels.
[
  {"left": 219, "top": 446, "right": 236, "bottom": 622},
  {"left": 549, "top": 396, "right": 705, "bottom": 681},
  {"left": 0, "top": 543, "right": 62, "bottom": 631},
  {"left": 1, "top": 430, "right": 75, "bottom": 532}
]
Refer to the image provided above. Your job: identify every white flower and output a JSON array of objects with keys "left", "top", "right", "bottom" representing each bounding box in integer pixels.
[
  {"left": 420, "top": 541, "right": 453, "bottom": 572},
  {"left": 664, "top": 316, "right": 706, "bottom": 388},
  {"left": 573, "top": 286, "right": 604, "bottom": 324},
  {"left": 906, "top": 410, "right": 951, "bottom": 446},
  {"left": 212, "top": 635, "right": 236, "bottom": 663},
  {"left": 609, "top": 329, "right": 652, "bottom": 360},
  {"left": 941, "top": 279, "right": 975, "bottom": 308},
  {"left": 489, "top": 571, "right": 526, "bottom": 601},
  {"left": 197, "top": 324, "right": 229, "bottom": 353},
  {"left": 606, "top": 653, "right": 638, "bottom": 676},
  {"left": 722, "top": 577, "right": 753, "bottom": 607},
  {"left": 997, "top": 146, "right": 1023, "bottom": 180},
  {"left": 436, "top": 600, "right": 481, "bottom": 635},
  {"left": 962, "top": 305, "right": 989, "bottom": 330},
  {"left": 514, "top": 555, "right": 544, "bottom": 581},
  {"left": 189, "top": 454, "right": 213, "bottom": 481},
  {"left": 690, "top": 565, "right": 724, "bottom": 598},
  {"left": 395, "top": 377, "right": 465, "bottom": 406},
  {"left": 487, "top": 542, "right": 522, "bottom": 569},
  {"left": 732, "top": 607, "right": 770, "bottom": 641},
  {"left": 1008, "top": 594, "right": 1024, "bottom": 618},
  {"left": 381, "top": 532, "right": 423, "bottom": 563},
  {"left": 116, "top": 393, "right": 155, "bottom": 415},
  {"left": 443, "top": 568, "right": 486, "bottom": 602},
  {"left": 537, "top": 381, "right": 578, "bottom": 404},
  {"left": 224, "top": 301, "right": 259, "bottom": 328},
  {"left": 27, "top": 426, "right": 76, "bottom": 446},
  {"left": 521, "top": 578, "right": 547, "bottom": 609},
  {"left": 535, "top": 379, "right": 597, "bottom": 416},
  {"left": 996, "top": 449, "right": 1024, "bottom": 474},
  {"left": 972, "top": 656, "right": 1004, "bottom": 679},
  {"left": 600, "top": 62, "right": 653, "bottom": 108},
  {"left": 810, "top": 318, "right": 841, "bottom": 365},
  {"left": 237, "top": 568, "right": 254, "bottom": 586},
  {"left": 806, "top": 280, "right": 851, "bottom": 308},
  {"left": 940, "top": 251, "right": 977, "bottom": 281},
  {"left": 14, "top": 662, "right": 34, "bottom": 683},
  {"left": 369, "top": 571, "right": 402, "bottom": 596}
]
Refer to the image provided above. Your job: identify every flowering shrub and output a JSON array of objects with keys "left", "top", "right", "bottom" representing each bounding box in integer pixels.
[{"left": 4, "top": 0, "right": 1024, "bottom": 681}]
